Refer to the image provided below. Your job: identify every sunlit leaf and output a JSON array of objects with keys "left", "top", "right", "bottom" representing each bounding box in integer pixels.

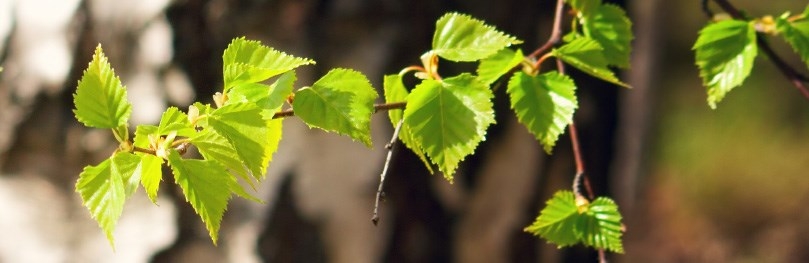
[
  {"left": 138, "top": 153, "right": 164, "bottom": 204},
  {"left": 477, "top": 48, "right": 524, "bottom": 85},
  {"left": 228, "top": 71, "right": 296, "bottom": 113},
  {"left": 222, "top": 37, "right": 314, "bottom": 90},
  {"left": 73, "top": 45, "right": 132, "bottom": 128},
  {"left": 432, "top": 12, "right": 521, "bottom": 62},
  {"left": 552, "top": 38, "right": 629, "bottom": 88},
  {"left": 383, "top": 74, "right": 433, "bottom": 174},
  {"left": 693, "top": 20, "right": 757, "bottom": 109},
  {"left": 525, "top": 191, "right": 580, "bottom": 247},
  {"left": 776, "top": 17, "right": 809, "bottom": 70},
  {"left": 167, "top": 150, "right": 233, "bottom": 245},
  {"left": 507, "top": 71, "right": 577, "bottom": 154},
  {"left": 158, "top": 107, "right": 196, "bottom": 138},
  {"left": 403, "top": 74, "right": 494, "bottom": 181},
  {"left": 76, "top": 151, "right": 142, "bottom": 248},
  {"left": 293, "top": 68, "right": 377, "bottom": 146},
  {"left": 580, "top": 197, "right": 624, "bottom": 253}
]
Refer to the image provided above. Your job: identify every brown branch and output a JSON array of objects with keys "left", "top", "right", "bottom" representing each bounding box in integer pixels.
[
  {"left": 706, "top": 0, "right": 809, "bottom": 101},
  {"left": 271, "top": 101, "right": 407, "bottom": 119},
  {"left": 528, "top": 0, "right": 566, "bottom": 60},
  {"left": 568, "top": 122, "right": 594, "bottom": 200},
  {"left": 371, "top": 118, "right": 404, "bottom": 226}
]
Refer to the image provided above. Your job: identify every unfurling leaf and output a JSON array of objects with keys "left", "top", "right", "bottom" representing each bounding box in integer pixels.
[
  {"left": 383, "top": 74, "right": 433, "bottom": 174},
  {"left": 432, "top": 12, "right": 521, "bottom": 62},
  {"left": 293, "top": 68, "right": 377, "bottom": 146},
  {"left": 507, "top": 71, "right": 578, "bottom": 154},
  {"left": 552, "top": 38, "right": 629, "bottom": 88},
  {"left": 693, "top": 20, "right": 757, "bottom": 109},
  {"left": 222, "top": 37, "right": 313, "bottom": 90},
  {"left": 73, "top": 45, "right": 132, "bottom": 128},
  {"left": 167, "top": 150, "right": 233, "bottom": 245},
  {"left": 404, "top": 74, "right": 495, "bottom": 181}
]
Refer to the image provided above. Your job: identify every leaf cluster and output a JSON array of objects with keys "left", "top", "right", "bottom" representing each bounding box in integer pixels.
[
  {"left": 694, "top": 4, "right": 809, "bottom": 108},
  {"left": 72, "top": 6, "right": 632, "bottom": 256}
]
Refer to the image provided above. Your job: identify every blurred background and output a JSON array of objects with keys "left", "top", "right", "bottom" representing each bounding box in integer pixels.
[{"left": 0, "top": 0, "right": 808, "bottom": 262}]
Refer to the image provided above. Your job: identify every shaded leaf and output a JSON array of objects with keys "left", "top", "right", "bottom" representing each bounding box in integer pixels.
[
  {"left": 209, "top": 103, "right": 273, "bottom": 180},
  {"left": 581, "top": 4, "right": 633, "bottom": 68},
  {"left": 693, "top": 20, "right": 757, "bottom": 109},
  {"left": 403, "top": 74, "right": 494, "bottom": 181},
  {"left": 432, "top": 13, "right": 521, "bottom": 62},
  {"left": 293, "top": 68, "right": 377, "bottom": 146},
  {"left": 167, "top": 150, "right": 233, "bottom": 244},
  {"left": 73, "top": 45, "right": 132, "bottom": 128},
  {"left": 552, "top": 38, "right": 629, "bottom": 88},
  {"left": 477, "top": 48, "right": 524, "bottom": 85},
  {"left": 507, "top": 71, "right": 578, "bottom": 154}
]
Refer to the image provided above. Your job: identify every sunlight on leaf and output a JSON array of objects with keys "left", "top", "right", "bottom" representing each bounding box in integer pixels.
[
  {"left": 693, "top": 20, "right": 757, "bottom": 109},
  {"left": 507, "top": 71, "right": 578, "bottom": 154},
  {"left": 552, "top": 38, "right": 629, "bottom": 88},
  {"left": 293, "top": 68, "right": 377, "bottom": 146},
  {"left": 73, "top": 45, "right": 132, "bottom": 128},
  {"left": 477, "top": 48, "right": 524, "bottom": 85},
  {"left": 432, "top": 13, "right": 521, "bottom": 62},
  {"left": 383, "top": 74, "right": 433, "bottom": 174}
]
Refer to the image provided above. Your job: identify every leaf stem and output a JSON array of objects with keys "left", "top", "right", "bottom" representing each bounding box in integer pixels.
[
  {"left": 568, "top": 122, "right": 594, "bottom": 200},
  {"left": 133, "top": 146, "right": 156, "bottom": 155},
  {"left": 371, "top": 118, "right": 404, "bottom": 225},
  {"left": 271, "top": 101, "right": 407, "bottom": 119}
]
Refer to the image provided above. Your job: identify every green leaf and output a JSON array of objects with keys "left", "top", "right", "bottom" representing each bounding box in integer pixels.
[
  {"left": 76, "top": 151, "right": 143, "bottom": 248},
  {"left": 581, "top": 4, "right": 633, "bottom": 68},
  {"left": 693, "top": 20, "right": 757, "bottom": 109},
  {"left": 403, "top": 74, "right": 495, "bottom": 181},
  {"left": 776, "top": 17, "right": 809, "bottom": 71},
  {"left": 525, "top": 191, "right": 625, "bottom": 253},
  {"left": 133, "top": 125, "right": 158, "bottom": 149},
  {"left": 228, "top": 71, "right": 296, "bottom": 113},
  {"left": 73, "top": 44, "right": 132, "bottom": 128},
  {"left": 209, "top": 103, "right": 274, "bottom": 180},
  {"left": 524, "top": 191, "right": 580, "bottom": 247},
  {"left": 507, "top": 71, "right": 578, "bottom": 154},
  {"left": 192, "top": 129, "right": 247, "bottom": 180},
  {"left": 167, "top": 150, "right": 233, "bottom": 245},
  {"left": 138, "top": 153, "right": 164, "bottom": 204},
  {"left": 222, "top": 37, "right": 314, "bottom": 90},
  {"left": 566, "top": 0, "right": 601, "bottom": 16},
  {"left": 431, "top": 12, "right": 521, "bottom": 62},
  {"left": 552, "top": 38, "right": 628, "bottom": 88},
  {"left": 383, "top": 74, "right": 433, "bottom": 174},
  {"left": 158, "top": 107, "right": 196, "bottom": 138},
  {"left": 477, "top": 48, "right": 524, "bottom": 85},
  {"left": 581, "top": 197, "right": 624, "bottom": 253},
  {"left": 113, "top": 152, "right": 142, "bottom": 198},
  {"left": 293, "top": 68, "right": 377, "bottom": 146}
]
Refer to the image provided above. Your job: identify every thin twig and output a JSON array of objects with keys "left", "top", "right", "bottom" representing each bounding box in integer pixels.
[
  {"left": 701, "top": 0, "right": 714, "bottom": 18},
  {"left": 706, "top": 0, "right": 809, "bottom": 101},
  {"left": 272, "top": 101, "right": 407, "bottom": 119},
  {"left": 568, "top": 122, "right": 594, "bottom": 200},
  {"left": 528, "top": 0, "right": 566, "bottom": 60},
  {"left": 371, "top": 118, "right": 405, "bottom": 225}
]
